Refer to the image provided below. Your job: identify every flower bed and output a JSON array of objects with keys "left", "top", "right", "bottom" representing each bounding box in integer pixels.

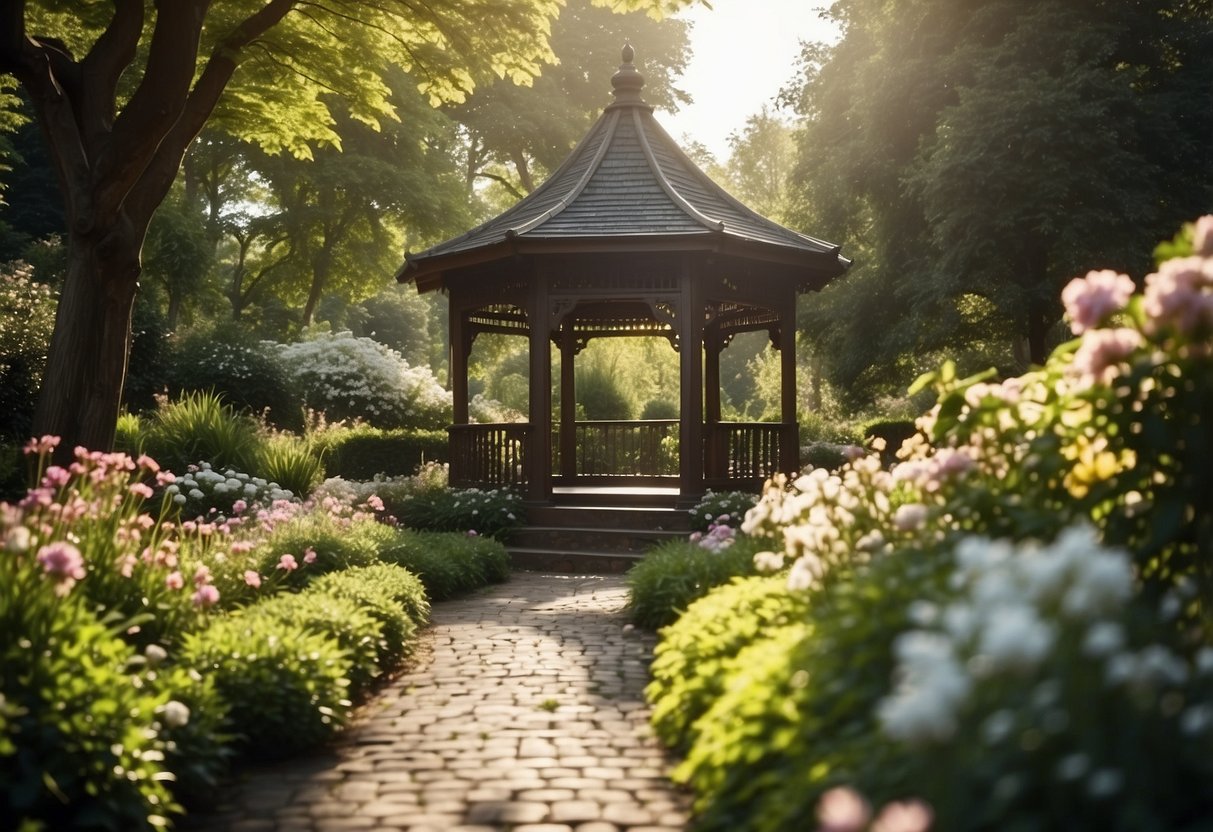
[
  {"left": 645, "top": 218, "right": 1213, "bottom": 831},
  {"left": 0, "top": 438, "right": 509, "bottom": 828}
]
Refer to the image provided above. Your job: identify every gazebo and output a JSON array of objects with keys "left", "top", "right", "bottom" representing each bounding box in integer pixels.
[{"left": 397, "top": 46, "right": 849, "bottom": 506}]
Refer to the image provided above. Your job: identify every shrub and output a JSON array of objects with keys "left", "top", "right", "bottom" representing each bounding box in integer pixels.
[
  {"left": 253, "top": 512, "right": 385, "bottom": 591},
  {"left": 687, "top": 490, "right": 758, "bottom": 534},
  {"left": 378, "top": 530, "right": 511, "bottom": 601},
  {"left": 145, "top": 660, "right": 233, "bottom": 809},
  {"left": 0, "top": 262, "right": 55, "bottom": 442},
  {"left": 0, "top": 585, "right": 179, "bottom": 829},
  {"left": 862, "top": 419, "right": 917, "bottom": 465},
  {"left": 165, "top": 323, "right": 299, "bottom": 429},
  {"left": 308, "top": 565, "right": 429, "bottom": 667},
  {"left": 800, "top": 441, "right": 852, "bottom": 472},
  {"left": 163, "top": 461, "right": 295, "bottom": 523},
  {"left": 625, "top": 535, "right": 761, "bottom": 630},
  {"left": 138, "top": 391, "right": 262, "bottom": 476},
  {"left": 181, "top": 613, "right": 352, "bottom": 758},
  {"left": 392, "top": 485, "right": 524, "bottom": 537},
  {"left": 254, "top": 433, "right": 325, "bottom": 499},
  {"left": 319, "top": 426, "right": 447, "bottom": 480},
  {"left": 647, "top": 574, "right": 810, "bottom": 753},
  {"left": 277, "top": 331, "right": 451, "bottom": 429},
  {"left": 239, "top": 591, "right": 383, "bottom": 696}
]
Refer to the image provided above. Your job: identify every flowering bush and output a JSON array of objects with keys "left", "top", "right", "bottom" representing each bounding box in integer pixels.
[
  {"left": 626, "top": 536, "right": 763, "bottom": 630},
  {"left": 163, "top": 461, "right": 295, "bottom": 522},
  {"left": 380, "top": 462, "right": 525, "bottom": 537},
  {"left": 0, "top": 263, "right": 56, "bottom": 441},
  {"left": 648, "top": 217, "right": 1213, "bottom": 831},
  {"left": 688, "top": 490, "right": 758, "bottom": 533},
  {"left": 277, "top": 331, "right": 451, "bottom": 429}
]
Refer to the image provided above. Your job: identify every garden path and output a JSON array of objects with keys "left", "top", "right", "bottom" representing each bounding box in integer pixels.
[{"left": 187, "top": 572, "right": 690, "bottom": 832}]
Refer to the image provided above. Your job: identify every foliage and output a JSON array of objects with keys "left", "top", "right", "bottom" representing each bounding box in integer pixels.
[
  {"left": 785, "top": 0, "right": 1213, "bottom": 407},
  {"left": 277, "top": 331, "right": 452, "bottom": 429},
  {"left": 647, "top": 574, "right": 810, "bottom": 753},
  {"left": 253, "top": 433, "right": 325, "bottom": 499},
  {"left": 308, "top": 564, "right": 430, "bottom": 667},
  {"left": 373, "top": 462, "right": 525, "bottom": 536},
  {"left": 800, "top": 442, "right": 852, "bottom": 472},
  {"left": 649, "top": 219, "right": 1213, "bottom": 830},
  {"left": 146, "top": 661, "right": 233, "bottom": 809},
  {"left": 0, "top": 596, "right": 180, "bottom": 830},
  {"left": 163, "top": 325, "right": 300, "bottom": 430},
  {"left": 253, "top": 511, "right": 388, "bottom": 592},
  {"left": 137, "top": 391, "right": 262, "bottom": 476},
  {"left": 163, "top": 461, "right": 295, "bottom": 523},
  {"left": 378, "top": 530, "right": 511, "bottom": 601},
  {"left": 0, "top": 262, "right": 55, "bottom": 441},
  {"left": 687, "top": 490, "right": 758, "bottom": 534},
  {"left": 317, "top": 425, "right": 448, "bottom": 480},
  {"left": 625, "top": 535, "right": 761, "bottom": 630},
  {"left": 238, "top": 590, "right": 383, "bottom": 696},
  {"left": 181, "top": 612, "right": 352, "bottom": 759}
]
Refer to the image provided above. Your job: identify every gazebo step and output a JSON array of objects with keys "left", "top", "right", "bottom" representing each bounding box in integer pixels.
[
  {"left": 524, "top": 504, "right": 693, "bottom": 532},
  {"left": 510, "top": 525, "right": 687, "bottom": 555},
  {"left": 507, "top": 546, "right": 642, "bottom": 575}
]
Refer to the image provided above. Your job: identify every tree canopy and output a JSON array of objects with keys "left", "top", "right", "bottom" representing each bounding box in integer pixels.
[
  {"left": 784, "top": 0, "right": 1213, "bottom": 406},
  {"left": 0, "top": 0, "right": 699, "bottom": 454}
]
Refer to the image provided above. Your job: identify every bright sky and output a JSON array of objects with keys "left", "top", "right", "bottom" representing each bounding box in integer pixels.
[{"left": 655, "top": 0, "right": 840, "bottom": 161}]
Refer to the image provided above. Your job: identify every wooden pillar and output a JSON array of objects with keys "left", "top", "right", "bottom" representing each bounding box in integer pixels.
[
  {"left": 526, "top": 274, "right": 553, "bottom": 503},
  {"left": 678, "top": 261, "right": 704, "bottom": 505},
  {"left": 703, "top": 326, "right": 722, "bottom": 479},
  {"left": 778, "top": 291, "right": 800, "bottom": 474},
  {"left": 449, "top": 303, "right": 470, "bottom": 425},
  {"left": 559, "top": 318, "right": 577, "bottom": 481}
]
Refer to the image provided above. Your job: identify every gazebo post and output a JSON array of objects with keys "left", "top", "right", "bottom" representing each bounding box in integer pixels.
[
  {"left": 559, "top": 319, "right": 577, "bottom": 483},
  {"left": 526, "top": 275, "right": 553, "bottom": 503},
  {"left": 450, "top": 304, "right": 470, "bottom": 426},
  {"left": 678, "top": 264, "right": 705, "bottom": 506},
  {"left": 703, "top": 326, "right": 722, "bottom": 480},
  {"left": 779, "top": 294, "right": 799, "bottom": 475}
]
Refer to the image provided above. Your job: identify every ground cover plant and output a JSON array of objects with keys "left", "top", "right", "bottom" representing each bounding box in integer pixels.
[
  {"left": 647, "top": 218, "right": 1213, "bottom": 831},
  {"left": 0, "top": 432, "right": 511, "bottom": 828}
]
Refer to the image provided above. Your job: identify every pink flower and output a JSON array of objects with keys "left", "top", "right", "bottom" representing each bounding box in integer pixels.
[
  {"left": 231, "top": 499, "right": 247, "bottom": 515},
  {"left": 366, "top": 494, "right": 384, "bottom": 512},
  {"left": 816, "top": 786, "right": 872, "bottom": 832},
  {"left": 165, "top": 571, "right": 184, "bottom": 590},
  {"left": 128, "top": 482, "right": 154, "bottom": 500},
  {"left": 243, "top": 570, "right": 262, "bottom": 588},
  {"left": 230, "top": 540, "right": 254, "bottom": 555},
  {"left": 193, "top": 564, "right": 212, "bottom": 587},
  {"left": 192, "top": 584, "right": 220, "bottom": 608},
  {"left": 871, "top": 800, "right": 934, "bottom": 832},
  {"left": 23, "top": 435, "right": 60, "bottom": 456},
  {"left": 118, "top": 554, "right": 137, "bottom": 578},
  {"left": 36, "top": 542, "right": 86, "bottom": 594},
  {"left": 466, "top": 530, "right": 478, "bottom": 537},
  {"left": 1143, "top": 256, "right": 1213, "bottom": 336},
  {"left": 1194, "top": 215, "right": 1213, "bottom": 257},
  {"left": 155, "top": 470, "right": 176, "bottom": 487},
  {"left": 893, "top": 503, "right": 929, "bottom": 532},
  {"left": 276, "top": 553, "right": 298, "bottom": 571},
  {"left": 303, "top": 547, "right": 317, "bottom": 564},
  {"left": 135, "top": 454, "right": 160, "bottom": 474},
  {"left": 1061, "top": 270, "right": 1136, "bottom": 335},
  {"left": 40, "top": 466, "right": 71, "bottom": 489},
  {"left": 1069, "top": 327, "right": 1144, "bottom": 388}
]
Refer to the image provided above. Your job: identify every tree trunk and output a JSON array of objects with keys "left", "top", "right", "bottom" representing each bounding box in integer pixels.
[{"left": 33, "top": 226, "right": 141, "bottom": 457}]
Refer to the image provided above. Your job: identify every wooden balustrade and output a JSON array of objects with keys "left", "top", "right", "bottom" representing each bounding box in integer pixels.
[
  {"left": 448, "top": 420, "right": 795, "bottom": 490},
  {"left": 555, "top": 420, "right": 679, "bottom": 478},
  {"left": 448, "top": 423, "right": 530, "bottom": 488},
  {"left": 706, "top": 422, "right": 794, "bottom": 482}
]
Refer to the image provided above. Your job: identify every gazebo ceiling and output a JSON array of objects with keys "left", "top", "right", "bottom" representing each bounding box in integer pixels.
[{"left": 397, "top": 45, "right": 850, "bottom": 293}]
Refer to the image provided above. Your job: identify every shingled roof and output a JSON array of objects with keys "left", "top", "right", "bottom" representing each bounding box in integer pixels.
[{"left": 398, "top": 46, "right": 848, "bottom": 290}]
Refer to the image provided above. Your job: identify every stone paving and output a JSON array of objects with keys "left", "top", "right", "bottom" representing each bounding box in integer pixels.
[{"left": 187, "top": 572, "right": 691, "bottom": 832}]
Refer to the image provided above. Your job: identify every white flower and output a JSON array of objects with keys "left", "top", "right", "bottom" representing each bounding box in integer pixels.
[
  {"left": 892, "top": 503, "right": 928, "bottom": 532},
  {"left": 879, "top": 631, "right": 971, "bottom": 743},
  {"left": 1082, "top": 622, "right": 1125, "bottom": 658},
  {"left": 161, "top": 700, "right": 191, "bottom": 728},
  {"left": 753, "top": 550, "right": 785, "bottom": 572},
  {"left": 977, "top": 605, "right": 1055, "bottom": 672}
]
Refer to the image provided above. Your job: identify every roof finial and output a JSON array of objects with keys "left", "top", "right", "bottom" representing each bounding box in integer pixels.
[{"left": 610, "top": 42, "right": 645, "bottom": 105}]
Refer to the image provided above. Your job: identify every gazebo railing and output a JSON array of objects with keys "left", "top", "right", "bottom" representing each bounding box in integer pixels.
[
  {"left": 448, "top": 420, "right": 796, "bottom": 490},
  {"left": 448, "top": 423, "right": 530, "bottom": 488},
  {"left": 555, "top": 419, "right": 679, "bottom": 478},
  {"left": 706, "top": 421, "right": 795, "bottom": 481}
]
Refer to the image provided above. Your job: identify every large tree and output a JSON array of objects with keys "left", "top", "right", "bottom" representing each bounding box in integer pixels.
[
  {"left": 785, "top": 0, "right": 1213, "bottom": 405},
  {"left": 0, "top": 0, "right": 694, "bottom": 455}
]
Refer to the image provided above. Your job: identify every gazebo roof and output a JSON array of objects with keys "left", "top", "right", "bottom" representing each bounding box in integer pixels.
[{"left": 398, "top": 46, "right": 849, "bottom": 292}]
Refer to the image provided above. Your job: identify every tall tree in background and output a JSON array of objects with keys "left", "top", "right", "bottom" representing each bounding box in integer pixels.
[
  {"left": 785, "top": 0, "right": 1213, "bottom": 406},
  {"left": 721, "top": 106, "right": 795, "bottom": 224},
  {"left": 453, "top": 0, "right": 691, "bottom": 199},
  {"left": 0, "top": 0, "right": 694, "bottom": 456}
]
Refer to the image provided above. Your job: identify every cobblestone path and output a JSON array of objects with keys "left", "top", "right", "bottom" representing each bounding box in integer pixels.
[{"left": 188, "top": 572, "right": 690, "bottom": 832}]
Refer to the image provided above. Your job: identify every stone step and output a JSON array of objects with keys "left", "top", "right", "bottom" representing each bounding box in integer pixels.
[
  {"left": 507, "top": 503, "right": 694, "bottom": 573},
  {"left": 524, "top": 504, "right": 693, "bottom": 532},
  {"left": 506, "top": 546, "right": 643, "bottom": 574},
  {"left": 511, "top": 525, "right": 687, "bottom": 555}
]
